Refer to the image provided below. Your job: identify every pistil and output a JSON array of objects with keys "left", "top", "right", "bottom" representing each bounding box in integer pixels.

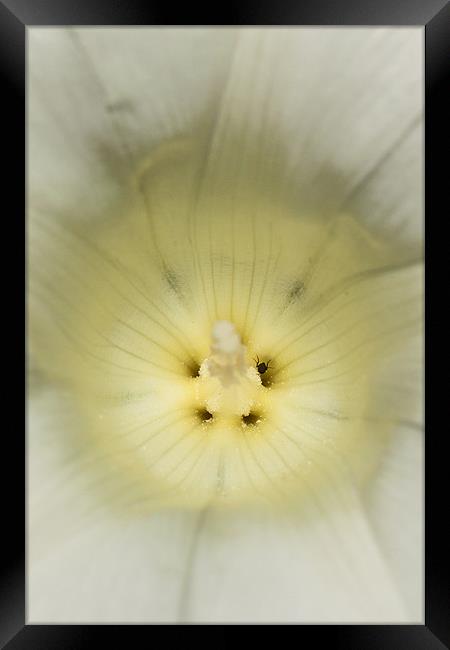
[{"left": 197, "top": 321, "right": 262, "bottom": 418}]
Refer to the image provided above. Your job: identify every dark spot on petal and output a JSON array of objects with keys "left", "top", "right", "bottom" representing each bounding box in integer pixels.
[
  {"left": 162, "top": 264, "right": 186, "bottom": 301},
  {"left": 105, "top": 99, "right": 135, "bottom": 114},
  {"left": 197, "top": 408, "right": 213, "bottom": 423},
  {"left": 242, "top": 411, "right": 262, "bottom": 427},
  {"left": 287, "top": 280, "right": 305, "bottom": 304},
  {"left": 186, "top": 361, "right": 201, "bottom": 378}
]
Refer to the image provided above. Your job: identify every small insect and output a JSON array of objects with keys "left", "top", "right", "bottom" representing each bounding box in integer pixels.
[{"left": 254, "top": 355, "right": 271, "bottom": 375}]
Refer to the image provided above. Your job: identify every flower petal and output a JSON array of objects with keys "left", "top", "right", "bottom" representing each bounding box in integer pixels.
[
  {"left": 178, "top": 486, "right": 411, "bottom": 623},
  {"left": 28, "top": 28, "right": 236, "bottom": 223},
  {"left": 28, "top": 27, "right": 423, "bottom": 623},
  {"left": 363, "top": 424, "right": 424, "bottom": 621},
  {"left": 193, "top": 28, "right": 422, "bottom": 248},
  {"left": 344, "top": 120, "right": 423, "bottom": 254},
  {"left": 28, "top": 388, "right": 200, "bottom": 623},
  {"left": 29, "top": 387, "right": 419, "bottom": 622}
]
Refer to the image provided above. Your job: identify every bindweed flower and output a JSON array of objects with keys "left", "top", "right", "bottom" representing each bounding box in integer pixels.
[{"left": 28, "top": 27, "right": 423, "bottom": 623}]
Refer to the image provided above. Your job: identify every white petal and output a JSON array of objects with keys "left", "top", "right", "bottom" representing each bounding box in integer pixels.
[
  {"left": 344, "top": 121, "right": 423, "bottom": 254},
  {"left": 363, "top": 424, "right": 424, "bottom": 621},
  {"left": 29, "top": 511, "right": 199, "bottom": 623},
  {"left": 29, "top": 382, "right": 422, "bottom": 623},
  {"left": 28, "top": 28, "right": 236, "bottom": 223},
  {"left": 194, "top": 28, "right": 423, "bottom": 247},
  {"left": 28, "top": 388, "right": 198, "bottom": 622},
  {"left": 180, "top": 486, "right": 412, "bottom": 623},
  {"left": 30, "top": 28, "right": 422, "bottom": 244},
  {"left": 27, "top": 390, "right": 413, "bottom": 624},
  {"left": 73, "top": 27, "right": 236, "bottom": 149}
]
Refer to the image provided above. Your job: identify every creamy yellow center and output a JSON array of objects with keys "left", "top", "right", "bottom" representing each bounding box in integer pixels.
[{"left": 29, "top": 137, "right": 421, "bottom": 512}]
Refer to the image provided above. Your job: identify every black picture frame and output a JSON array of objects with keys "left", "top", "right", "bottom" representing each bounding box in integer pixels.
[{"left": 4, "top": 0, "right": 448, "bottom": 646}]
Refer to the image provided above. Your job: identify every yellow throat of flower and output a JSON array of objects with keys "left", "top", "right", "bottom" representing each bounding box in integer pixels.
[{"left": 29, "top": 136, "right": 421, "bottom": 513}]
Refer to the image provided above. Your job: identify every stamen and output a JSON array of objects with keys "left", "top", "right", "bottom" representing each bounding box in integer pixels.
[
  {"left": 197, "top": 321, "right": 262, "bottom": 417},
  {"left": 204, "top": 321, "right": 248, "bottom": 388}
]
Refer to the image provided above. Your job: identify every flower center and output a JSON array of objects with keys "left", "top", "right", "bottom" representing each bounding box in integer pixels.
[
  {"left": 197, "top": 321, "right": 262, "bottom": 420},
  {"left": 30, "top": 137, "right": 420, "bottom": 512}
]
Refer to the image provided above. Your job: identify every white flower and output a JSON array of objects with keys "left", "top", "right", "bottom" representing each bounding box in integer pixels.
[{"left": 28, "top": 27, "right": 423, "bottom": 623}]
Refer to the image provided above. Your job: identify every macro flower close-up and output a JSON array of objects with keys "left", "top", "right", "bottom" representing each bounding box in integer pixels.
[{"left": 28, "top": 27, "right": 423, "bottom": 623}]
